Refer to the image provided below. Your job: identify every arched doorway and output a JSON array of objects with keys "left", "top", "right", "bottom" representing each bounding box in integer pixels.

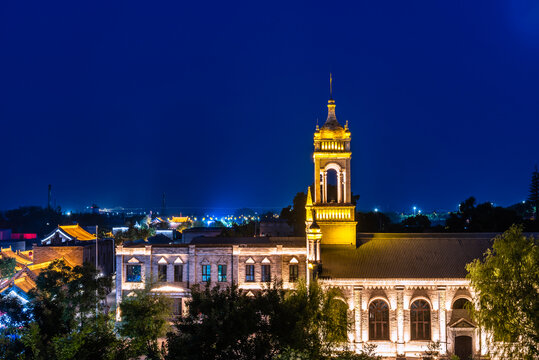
[{"left": 455, "top": 335, "right": 472, "bottom": 360}]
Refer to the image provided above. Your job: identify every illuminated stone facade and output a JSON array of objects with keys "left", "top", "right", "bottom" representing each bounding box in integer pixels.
[
  {"left": 116, "top": 238, "right": 306, "bottom": 317},
  {"left": 113, "top": 94, "right": 510, "bottom": 359},
  {"left": 308, "top": 97, "right": 357, "bottom": 245}
]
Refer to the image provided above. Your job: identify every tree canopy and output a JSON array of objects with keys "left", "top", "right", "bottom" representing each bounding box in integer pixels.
[
  {"left": 466, "top": 225, "right": 539, "bottom": 360},
  {"left": 528, "top": 165, "right": 539, "bottom": 222},
  {"left": 166, "top": 280, "right": 351, "bottom": 360},
  {"left": 118, "top": 283, "right": 172, "bottom": 360}
]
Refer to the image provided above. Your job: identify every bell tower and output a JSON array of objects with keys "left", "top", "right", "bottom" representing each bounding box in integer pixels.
[{"left": 306, "top": 76, "right": 356, "bottom": 245}]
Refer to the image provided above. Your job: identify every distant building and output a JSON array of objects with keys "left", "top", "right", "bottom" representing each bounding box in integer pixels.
[
  {"left": 181, "top": 227, "right": 223, "bottom": 244},
  {"left": 168, "top": 216, "right": 191, "bottom": 229},
  {"left": 259, "top": 219, "right": 294, "bottom": 237}
]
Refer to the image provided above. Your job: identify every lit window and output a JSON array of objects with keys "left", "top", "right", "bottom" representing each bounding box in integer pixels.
[
  {"left": 174, "top": 265, "right": 183, "bottom": 282},
  {"left": 410, "top": 300, "right": 431, "bottom": 340},
  {"left": 218, "top": 265, "right": 227, "bottom": 282},
  {"left": 261, "top": 265, "right": 271, "bottom": 282},
  {"left": 289, "top": 264, "right": 298, "bottom": 282},
  {"left": 202, "top": 265, "right": 211, "bottom": 282},
  {"left": 369, "top": 300, "right": 389, "bottom": 340},
  {"left": 158, "top": 265, "right": 167, "bottom": 282},
  {"left": 245, "top": 265, "right": 255, "bottom": 282},
  {"left": 126, "top": 264, "right": 142, "bottom": 282}
]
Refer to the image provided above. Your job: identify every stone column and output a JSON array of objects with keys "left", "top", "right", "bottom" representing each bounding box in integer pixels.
[
  {"left": 315, "top": 240, "right": 320, "bottom": 262},
  {"left": 396, "top": 286, "right": 405, "bottom": 355},
  {"left": 337, "top": 171, "right": 342, "bottom": 203},
  {"left": 343, "top": 170, "right": 347, "bottom": 203},
  {"left": 323, "top": 171, "right": 327, "bottom": 203},
  {"left": 232, "top": 245, "right": 239, "bottom": 285},
  {"left": 145, "top": 245, "right": 153, "bottom": 283},
  {"left": 115, "top": 248, "right": 123, "bottom": 321},
  {"left": 314, "top": 162, "right": 320, "bottom": 203},
  {"left": 354, "top": 286, "right": 363, "bottom": 350},
  {"left": 438, "top": 286, "right": 447, "bottom": 354},
  {"left": 188, "top": 245, "right": 196, "bottom": 286}
]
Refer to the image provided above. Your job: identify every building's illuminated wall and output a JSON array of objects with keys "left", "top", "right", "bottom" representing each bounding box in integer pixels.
[{"left": 320, "top": 279, "right": 483, "bottom": 358}]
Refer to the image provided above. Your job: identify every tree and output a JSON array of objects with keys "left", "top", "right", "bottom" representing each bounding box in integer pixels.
[
  {"left": 0, "top": 257, "right": 16, "bottom": 280},
  {"left": 280, "top": 192, "right": 307, "bottom": 236},
  {"left": 0, "top": 293, "right": 31, "bottom": 359},
  {"left": 356, "top": 212, "right": 391, "bottom": 232},
  {"left": 401, "top": 214, "right": 431, "bottom": 232},
  {"left": 166, "top": 283, "right": 274, "bottom": 360},
  {"left": 23, "top": 260, "right": 112, "bottom": 359},
  {"left": 528, "top": 165, "right": 539, "bottom": 221},
  {"left": 445, "top": 196, "right": 522, "bottom": 232},
  {"left": 51, "top": 314, "right": 128, "bottom": 360},
  {"left": 166, "top": 280, "right": 349, "bottom": 360},
  {"left": 114, "top": 226, "right": 156, "bottom": 245},
  {"left": 221, "top": 221, "right": 256, "bottom": 237},
  {"left": 466, "top": 225, "right": 538, "bottom": 360},
  {"left": 118, "top": 283, "right": 172, "bottom": 360}
]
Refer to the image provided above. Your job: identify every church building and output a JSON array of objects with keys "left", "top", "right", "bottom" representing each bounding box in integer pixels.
[{"left": 115, "top": 90, "right": 503, "bottom": 359}]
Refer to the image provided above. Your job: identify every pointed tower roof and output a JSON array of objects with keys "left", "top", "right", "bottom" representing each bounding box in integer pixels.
[
  {"left": 321, "top": 73, "right": 343, "bottom": 131},
  {"left": 306, "top": 186, "right": 313, "bottom": 207}
]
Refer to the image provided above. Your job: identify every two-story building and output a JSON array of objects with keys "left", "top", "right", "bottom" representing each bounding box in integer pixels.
[{"left": 116, "top": 237, "right": 306, "bottom": 317}]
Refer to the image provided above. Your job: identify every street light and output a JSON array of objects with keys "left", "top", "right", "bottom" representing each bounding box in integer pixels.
[
  {"left": 413, "top": 206, "right": 417, "bottom": 216},
  {"left": 374, "top": 208, "right": 378, "bottom": 213}
]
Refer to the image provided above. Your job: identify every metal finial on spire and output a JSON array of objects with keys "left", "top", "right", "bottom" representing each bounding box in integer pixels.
[{"left": 329, "top": 72, "right": 333, "bottom": 98}]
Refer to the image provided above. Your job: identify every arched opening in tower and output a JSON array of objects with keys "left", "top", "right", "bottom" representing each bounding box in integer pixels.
[{"left": 326, "top": 169, "right": 338, "bottom": 203}]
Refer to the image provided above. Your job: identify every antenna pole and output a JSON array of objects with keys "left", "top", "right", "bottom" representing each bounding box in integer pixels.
[{"left": 329, "top": 73, "right": 333, "bottom": 98}]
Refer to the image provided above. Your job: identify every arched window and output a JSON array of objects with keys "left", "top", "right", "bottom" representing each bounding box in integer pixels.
[
  {"left": 326, "top": 168, "right": 338, "bottom": 202},
  {"left": 452, "top": 298, "right": 471, "bottom": 309},
  {"left": 369, "top": 300, "right": 389, "bottom": 340},
  {"left": 410, "top": 300, "right": 431, "bottom": 340}
]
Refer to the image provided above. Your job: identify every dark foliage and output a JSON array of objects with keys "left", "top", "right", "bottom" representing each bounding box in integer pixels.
[
  {"left": 0, "top": 257, "right": 16, "bottom": 280},
  {"left": 166, "top": 281, "right": 349, "bottom": 360},
  {"left": 445, "top": 197, "right": 522, "bottom": 232},
  {"left": 280, "top": 192, "right": 307, "bottom": 236},
  {"left": 528, "top": 165, "right": 539, "bottom": 222},
  {"left": 401, "top": 214, "right": 431, "bottom": 232},
  {"left": 356, "top": 211, "right": 392, "bottom": 232}
]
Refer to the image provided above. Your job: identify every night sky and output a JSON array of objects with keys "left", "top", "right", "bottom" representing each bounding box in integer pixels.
[{"left": 1, "top": 1, "right": 538, "bottom": 213}]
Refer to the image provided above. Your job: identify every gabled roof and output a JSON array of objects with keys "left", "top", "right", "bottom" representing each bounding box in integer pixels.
[
  {"left": 169, "top": 216, "right": 190, "bottom": 223},
  {"left": 320, "top": 233, "right": 504, "bottom": 279},
  {"left": 42, "top": 225, "right": 96, "bottom": 244},
  {"left": 59, "top": 225, "right": 96, "bottom": 241}
]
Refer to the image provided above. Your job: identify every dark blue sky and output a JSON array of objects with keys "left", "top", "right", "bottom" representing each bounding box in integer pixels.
[{"left": 1, "top": 0, "right": 538, "bottom": 213}]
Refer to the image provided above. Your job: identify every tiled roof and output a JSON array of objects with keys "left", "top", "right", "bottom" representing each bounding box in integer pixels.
[
  {"left": 189, "top": 236, "right": 305, "bottom": 247},
  {"left": 59, "top": 225, "right": 96, "bottom": 241},
  {"left": 319, "top": 233, "right": 505, "bottom": 279},
  {"left": 0, "top": 248, "right": 33, "bottom": 266}
]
